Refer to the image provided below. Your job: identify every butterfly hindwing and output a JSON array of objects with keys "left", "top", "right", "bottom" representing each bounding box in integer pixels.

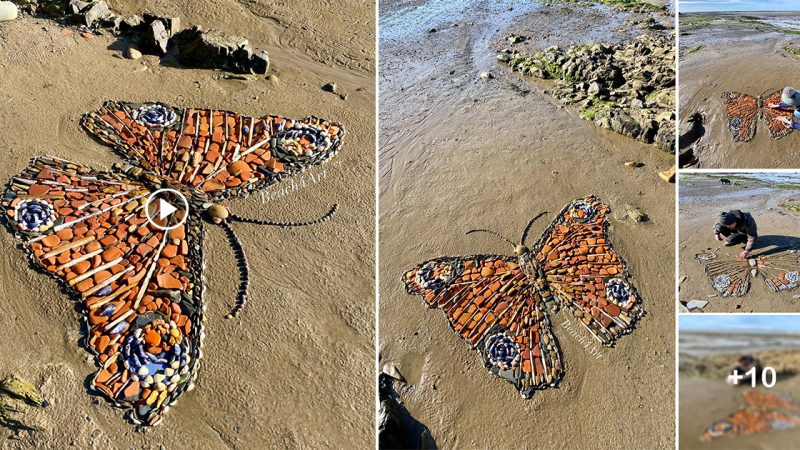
[
  {"left": 81, "top": 100, "right": 345, "bottom": 201},
  {"left": 2, "top": 156, "right": 204, "bottom": 426},
  {"left": 532, "top": 196, "right": 643, "bottom": 346},
  {"left": 403, "top": 256, "right": 564, "bottom": 396},
  {"left": 762, "top": 90, "right": 794, "bottom": 140},
  {"left": 696, "top": 250, "right": 751, "bottom": 297},
  {"left": 721, "top": 91, "right": 759, "bottom": 142}
]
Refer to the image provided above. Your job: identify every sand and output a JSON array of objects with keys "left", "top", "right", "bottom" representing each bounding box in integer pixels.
[
  {"left": 678, "top": 175, "right": 800, "bottom": 312},
  {"left": 379, "top": 0, "right": 675, "bottom": 448},
  {"left": 679, "top": 12, "right": 800, "bottom": 168},
  {"left": 679, "top": 347, "right": 800, "bottom": 449},
  {"left": 0, "top": 1, "right": 375, "bottom": 448}
]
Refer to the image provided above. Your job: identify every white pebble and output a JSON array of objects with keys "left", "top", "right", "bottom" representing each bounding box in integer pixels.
[{"left": 0, "top": 2, "right": 19, "bottom": 22}]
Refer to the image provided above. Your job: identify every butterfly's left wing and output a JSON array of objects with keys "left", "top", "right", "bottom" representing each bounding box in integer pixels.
[
  {"left": 403, "top": 256, "right": 564, "bottom": 396},
  {"left": 721, "top": 91, "right": 758, "bottom": 142},
  {"left": 756, "top": 250, "right": 800, "bottom": 293},
  {"left": 81, "top": 101, "right": 344, "bottom": 202},
  {"left": 696, "top": 251, "right": 751, "bottom": 297},
  {"left": 532, "top": 196, "right": 643, "bottom": 346},
  {"left": 762, "top": 90, "right": 794, "bottom": 140},
  {"left": 2, "top": 156, "right": 204, "bottom": 426}
]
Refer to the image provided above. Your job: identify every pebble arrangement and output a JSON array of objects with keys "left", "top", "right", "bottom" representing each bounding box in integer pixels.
[
  {"left": 721, "top": 90, "right": 793, "bottom": 142},
  {"left": 696, "top": 249, "right": 800, "bottom": 297},
  {"left": 702, "top": 392, "right": 800, "bottom": 440},
  {"left": 403, "top": 195, "right": 644, "bottom": 397},
  {"left": 2, "top": 101, "right": 345, "bottom": 426}
]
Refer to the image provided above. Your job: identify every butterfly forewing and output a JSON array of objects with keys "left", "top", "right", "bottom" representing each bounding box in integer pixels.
[
  {"left": 532, "top": 196, "right": 644, "bottom": 346},
  {"left": 81, "top": 101, "right": 345, "bottom": 201},
  {"left": 403, "top": 256, "right": 564, "bottom": 396},
  {"left": 2, "top": 156, "right": 204, "bottom": 426},
  {"left": 721, "top": 91, "right": 758, "bottom": 142},
  {"left": 696, "top": 250, "right": 751, "bottom": 297},
  {"left": 762, "top": 90, "right": 794, "bottom": 139}
]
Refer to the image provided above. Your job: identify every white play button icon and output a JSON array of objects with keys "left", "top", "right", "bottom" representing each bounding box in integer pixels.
[
  {"left": 145, "top": 188, "right": 189, "bottom": 231},
  {"left": 158, "top": 198, "right": 178, "bottom": 220}
]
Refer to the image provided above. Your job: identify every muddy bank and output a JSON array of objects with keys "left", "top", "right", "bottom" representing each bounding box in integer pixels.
[
  {"left": 497, "top": 6, "right": 674, "bottom": 151},
  {"left": 679, "top": 12, "right": 800, "bottom": 168},
  {"left": 678, "top": 174, "right": 800, "bottom": 312},
  {"left": 379, "top": 0, "right": 674, "bottom": 448},
  {"left": 0, "top": 0, "right": 375, "bottom": 447}
]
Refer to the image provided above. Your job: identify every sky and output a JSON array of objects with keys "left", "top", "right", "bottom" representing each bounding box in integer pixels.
[
  {"left": 681, "top": 0, "right": 800, "bottom": 13},
  {"left": 680, "top": 314, "right": 800, "bottom": 333}
]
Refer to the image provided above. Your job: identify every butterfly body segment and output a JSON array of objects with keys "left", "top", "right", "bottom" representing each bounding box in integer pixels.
[
  {"left": 402, "top": 196, "right": 644, "bottom": 397},
  {"left": 2, "top": 101, "right": 345, "bottom": 426}
]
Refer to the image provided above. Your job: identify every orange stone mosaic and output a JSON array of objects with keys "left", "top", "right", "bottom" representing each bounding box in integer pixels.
[
  {"left": 2, "top": 101, "right": 345, "bottom": 426},
  {"left": 403, "top": 196, "right": 644, "bottom": 397}
]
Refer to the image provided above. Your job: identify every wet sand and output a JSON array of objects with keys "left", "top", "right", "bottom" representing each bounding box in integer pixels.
[
  {"left": 679, "top": 12, "right": 800, "bottom": 168},
  {"left": 379, "top": 0, "right": 675, "bottom": 448},
  {"left": 0, "top": 1, "right": 375, "bottom": 448},
  {"left": 678, "top": 175, "right": 800, "bottom": 312}
]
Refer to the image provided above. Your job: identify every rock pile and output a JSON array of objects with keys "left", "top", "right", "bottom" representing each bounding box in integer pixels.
[
  {"left": 498, "top": 33, "right": 675, "bottom": 152},
  {"left": 13, "top": 0, "right": 270, "bottom": 74}
]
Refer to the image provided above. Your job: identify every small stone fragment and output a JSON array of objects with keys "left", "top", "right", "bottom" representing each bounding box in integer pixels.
[
  {"left": 127, "top": 44, "right": 142, "bottom": 60},
  {"left": 322, "top": 82, "right": 338, "bottom": 93},
  {"left": 381, "top": 364, "right": 406, "bottom": 384},
  {"left": 686, "top": 300, "right": 708, "bottom": 310}
]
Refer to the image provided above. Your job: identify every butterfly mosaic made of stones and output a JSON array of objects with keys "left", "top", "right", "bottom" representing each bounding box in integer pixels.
[
  {"left": 402, "top": 196, "right": 644, "bottom": 397},
  {"left": 702, "top": 391, "right": 800, "bottom": 441},
  {"left": 2, "top": 101, "right": 344, "bottom": 426},
  {"left": 696, "top": 249, "right": 800, "bottom": 297},
  {"left": 721, "top": 90, "right": 793, "bottom": 143}
]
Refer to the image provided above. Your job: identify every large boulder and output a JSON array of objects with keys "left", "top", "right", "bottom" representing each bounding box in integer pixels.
[{"left": 172, "top": 26, "right": 269, "bottom": 74}]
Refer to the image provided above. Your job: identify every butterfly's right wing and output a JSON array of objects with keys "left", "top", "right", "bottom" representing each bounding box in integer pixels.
[
  {"left": 762, "top": 89, "right": 794, "bottom": 139},
  {"left": 2, "top": 156, "right": 204, "bottom": 426},
  {"left": 756, "top": 251, "right": 800, "bottom": 293},
  {"left": 403, "top": 256, "right": 563, "bottom": 396},
  {"left": 81, "top": 101, "right": 344, "bottom": 202},
  {"left": 721, "top": 92, "right": 758, "bottom": 142},
  {"left": 696, "top": 251, "right": 750, "bottom": 297}
]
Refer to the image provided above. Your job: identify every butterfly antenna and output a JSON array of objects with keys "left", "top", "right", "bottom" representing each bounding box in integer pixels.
[
  {"left": 465, "top": 228, "right": 516, "bottom": 247},
  {"left": 219, "top": 220, "right": 250, "bottom": 318},
  {"left": 227, "top": 204, "right": 337, "bottom": 228},
  {"left": 521, "top": 211, "right": 549, "bottom": 247}
]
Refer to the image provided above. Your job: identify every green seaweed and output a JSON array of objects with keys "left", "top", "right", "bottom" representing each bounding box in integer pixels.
[
  {"left": 541, "top": 0, "right": 663, "bottom": 11},
  {"left": 780, "top": 29, "right": 800, "bottom": 35},
  {"left": 687, "top": 45, "right": 703, "bottom": 55},
  {"left": 0, "top": 375, "right": 44, "bottom": 432},
  {"left": 579, "top": 100, "right": 615, "bottom": 121},
  {"left": 784, "top": 43, "right": 800, "bottom": 61}
]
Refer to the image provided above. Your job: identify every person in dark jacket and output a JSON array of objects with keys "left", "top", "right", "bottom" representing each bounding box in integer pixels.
[{"left": 714, "top": 210, "right": 758, "bottom": 258}]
